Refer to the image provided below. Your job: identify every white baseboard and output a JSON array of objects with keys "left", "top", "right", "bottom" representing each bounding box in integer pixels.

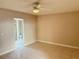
[
  {"left": 38, "top": 40, "right": 79, "bottom": 49},
  {"left": 0, "top": 40, "right": 36, "bottom": 56},
  {"left": 0, "top": 48, "right": 15, "bottom": 56},
  {"left": 24, "top": 40, "right": 36, "bottom": 46}
]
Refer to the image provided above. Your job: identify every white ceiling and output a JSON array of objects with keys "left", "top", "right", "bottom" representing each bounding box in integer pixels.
[{"left": 0, "top": 0, "right": 79, "bottom": 15}]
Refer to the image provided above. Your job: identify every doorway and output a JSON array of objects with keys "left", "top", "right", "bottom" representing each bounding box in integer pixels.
[{"left": 14, "top": 18, "right": 24, "bottom": 49}]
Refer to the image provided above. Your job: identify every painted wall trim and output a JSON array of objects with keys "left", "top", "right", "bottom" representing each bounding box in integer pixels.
[
  {"left": 38, "top": 40, "right": 79, "bottom": 49},
  {"left": 24, "top": 40, "right": 36, "bottom": 46},
  {"left": 0, "top": 40, "right": 36, "bottom": 56},
  {"left": 0, "top": 48, "right": 15, "bottom": 56}
]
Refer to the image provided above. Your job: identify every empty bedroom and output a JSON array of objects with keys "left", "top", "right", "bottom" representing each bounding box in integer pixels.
[{"left": 0, "top": 0, "right": 79, "bottom": 59}]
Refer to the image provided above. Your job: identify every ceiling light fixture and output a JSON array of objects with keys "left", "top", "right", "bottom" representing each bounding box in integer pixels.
[
  {"left": 33, "top": 2, "right": 40, "bottom": 13},
  {"left": 33, "top": 7, "right": 40, "bottom": 13}
]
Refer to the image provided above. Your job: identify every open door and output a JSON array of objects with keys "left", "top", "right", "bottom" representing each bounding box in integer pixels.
[{"left": 14, "top": 18, "right": 24, "bottom": 49}]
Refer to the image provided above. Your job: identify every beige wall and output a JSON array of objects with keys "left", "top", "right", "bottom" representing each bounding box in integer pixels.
[
  {"left": 0, "top": 9, "right": 36, "bottom": 54},
  {"left": 0, "top": 8, "right": 79, "bottom": 54},
  {"left": 37, "top": 12, "right": 79, "bottom": 47}
]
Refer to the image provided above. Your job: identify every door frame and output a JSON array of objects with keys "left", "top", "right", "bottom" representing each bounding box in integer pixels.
[{"left": 14, "top": 18, "right": 24, "bottom": 48}]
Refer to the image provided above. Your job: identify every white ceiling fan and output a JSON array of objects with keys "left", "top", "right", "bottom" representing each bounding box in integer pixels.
[
  {"left": 27, "top": 0, "right": 52, "bottom": 14},
  {"left": 32, "top": 1, "right": 41, "bottom": 13},
  {"left": 32, "top": 0, "right": 41, "bottom": 14}
]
